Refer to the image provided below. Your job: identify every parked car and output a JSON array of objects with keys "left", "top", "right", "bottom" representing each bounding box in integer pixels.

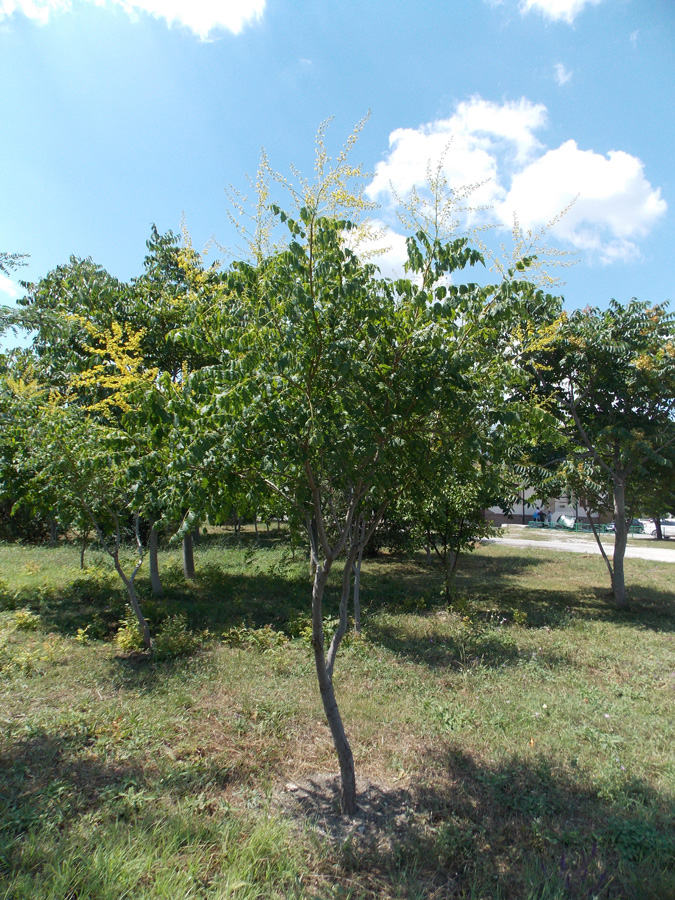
[
  {"left": 555, "top": 514, "right": 577, "bottom": 529},
  {"left": 640, "top": 518, "right": 675, "bottom": 537},
  {"left": 606, "top": 519, "right": 645, "bottom": 534}
]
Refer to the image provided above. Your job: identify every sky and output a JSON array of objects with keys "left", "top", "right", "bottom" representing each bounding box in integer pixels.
[{"left": 1, "top": 0, "right": 673, "bottom": 328}]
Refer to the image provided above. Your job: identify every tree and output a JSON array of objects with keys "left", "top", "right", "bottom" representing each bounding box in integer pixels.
[
  {"left": 528, "top": 299, "right": 675, "bottom": 606},
  {"left": 411, "top": 455, "right": 499, "bottom": 603},
  {"left": 181, "top": 176, "right": 553, "bottom": 813}
]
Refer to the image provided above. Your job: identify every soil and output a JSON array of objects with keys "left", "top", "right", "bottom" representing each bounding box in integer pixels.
[{"left": 275, "top": 773, "right": 419, "bottom": 850}]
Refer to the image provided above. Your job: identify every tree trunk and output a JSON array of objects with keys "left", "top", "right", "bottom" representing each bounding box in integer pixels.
[
  {"left": 80, "top": 531, "right": 89, "bottom": 569},
  {"left": 149, "top": 524, "right": 163, "bottom": 597},
  {"left": 612, "top": 480, "right": 629, "bottom": 608},
  {"left": 353, "top": 555, "right": 362, "bottom": 633},
  {"left": 118, "top": 565, "right": 152, "bottom": 650},
  {"left": 586, "top": 510, "right": 614, "bottom": 587},
  {"left": 444, "top": 550, "right": 457, "bottom": 602},
  {"left": 311, "top": 561, "right": 357, "bottom": 815},
  {"left": 182, "top": 532, "right": 196, "bottom": 579},
  {"left": 654, "top": 516, "right": 663, "bottom": 540},
  {"left": 49, "top": 518, "right": 58, "bottom": 547},
  {"left": 308, "top": 517, "right": 319, "bottom": 578}
]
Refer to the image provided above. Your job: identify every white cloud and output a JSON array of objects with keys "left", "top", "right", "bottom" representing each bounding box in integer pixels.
[
  {"left": 498, "top": 141, "right": 666, "bottom": 263},
  {"left": 0, "top": 272, "right": 21, "bottom": 300},
  {"left": 519, "top": 0, "right": 602, "bottom": 25},
  {"left": 366, "top": 97, "right": 547, "bottom": 212},
  {"left": 367, "top": 97, "right": 666, "bottom": 267},
  {"left": 0, "top": 0, "right": 265, "bottom": 38},
  {"left": 554, "top": 62, "right": 572, "bottom": 85}
]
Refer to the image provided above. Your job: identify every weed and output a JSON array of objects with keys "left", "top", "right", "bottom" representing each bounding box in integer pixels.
[
  {"left": 113, "top": 607, "right": 144, "bottom": 652},
  {"left": 222, "top": 624, "right": 289, "bottom": 652},
  {"left": 13, "top": 609, "right": 41, "bottom": 631},
  {"left": 154, "top": 615, "right": 203, "bottom": 660}
]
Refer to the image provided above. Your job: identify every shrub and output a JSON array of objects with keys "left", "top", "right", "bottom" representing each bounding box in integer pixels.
[
  {"left": 13, "top": 609, "right": 41, "bottom": 631},
  {"left": 114, "top": 608, "right": 144, "bottom": 652},
  {"left": 154, "top": 614, "right": 201, "bottom": 660},
  {"left": 222, "top": 623, "right": 289, "bottom": 652}
]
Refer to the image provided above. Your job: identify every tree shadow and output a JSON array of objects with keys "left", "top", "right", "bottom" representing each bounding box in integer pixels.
[
  {"left": 9, "top": 545, "right": 674, "bottom": 649},
  {"left": 0, "top": 729, "right": 244, "bottom": 875},
  {"left": 367, "top": 616, "right": 542, "bottom": 672},
  {"left": 287, "top": 749, "right": 675, "bottom": 899}
]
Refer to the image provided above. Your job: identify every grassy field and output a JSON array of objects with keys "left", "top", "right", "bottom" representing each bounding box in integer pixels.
[{"left": 0, "top": 532, "right": 674, "bottom": 899}]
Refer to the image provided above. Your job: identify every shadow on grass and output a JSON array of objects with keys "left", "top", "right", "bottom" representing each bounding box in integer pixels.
[
  {"left": 288, "top": 748, "right": 675, "bottom": 900},
  {"left": 6, "top": 544, "right": 675, "bottom": 649},
  {"left": 367, "top": 617, "right": 532, "bottom": 672},
  {"left": 0, "top": 729, "right": 245, "bottom": 874}
]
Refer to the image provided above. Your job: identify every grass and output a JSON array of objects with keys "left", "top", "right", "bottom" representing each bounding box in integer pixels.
[{"left": 0, "top": 531, "right": 674, "bottom": 899}]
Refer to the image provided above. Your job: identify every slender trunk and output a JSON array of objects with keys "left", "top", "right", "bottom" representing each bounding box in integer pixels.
[
  {"left": 253, "top": 512, "right": 259, "bottom": 542},
  {"left": 182, "top": 532, "right": 196, "bottom": 579},
  {"left": 49, "top": 518, "right": 58, "bottom": 547},
  {"left": 149, "top": 524, "right": 163, "bottom": 597},
  {"left": 444, "top": 550, "right": 457, "bottom": 602},
  {"left": 116, "top": 562, "right": 151, "bottom": 650},
  {"left": 311, "top": 561, "right": 357, "bottom": 815},
  {"left": 80, "top": 531, "right": 88, "bottom": 569},
  {"left": 654, "top": 516, "right": 663, "bottom": 541},
  {"left": 308, "top": 516, "right": 319, "bottom": 578},
  {"left": 276, "top": 517, "right": 281, "bottom": 532},
  {"left": 612, "top": 480, "right": 629, "bottom": 608},
  {"left": 586, "top": 510, "right": 614, "bottom": 587},
  {"left": 353, "top": 553, "right": 363, "bottom": 634},
  {"left": 448, "top": 550, "right": 459, "bottom": 596}
]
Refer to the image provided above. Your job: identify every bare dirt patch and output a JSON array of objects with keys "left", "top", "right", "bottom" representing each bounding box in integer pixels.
[{"left": 276, "top": 773, "right": 417, "bottom": 850}]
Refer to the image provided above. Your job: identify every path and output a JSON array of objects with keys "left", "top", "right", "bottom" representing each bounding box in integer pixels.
[{"left": 483, "top": 536, "right": 675, "bottom": 564}]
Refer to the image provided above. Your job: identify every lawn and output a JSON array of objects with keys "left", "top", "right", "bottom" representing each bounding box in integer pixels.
[{"left": 0, "top": 533, "right": 673, "bottom": 899}]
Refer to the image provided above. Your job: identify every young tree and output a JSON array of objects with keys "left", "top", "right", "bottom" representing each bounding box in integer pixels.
[{"left": 183, "top": 180, "right": 552, "bottom": 812}]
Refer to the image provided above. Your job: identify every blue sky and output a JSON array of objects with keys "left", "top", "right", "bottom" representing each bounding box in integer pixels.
[{"left": 1, "top": 0, "right": 673, "bottom": 323}]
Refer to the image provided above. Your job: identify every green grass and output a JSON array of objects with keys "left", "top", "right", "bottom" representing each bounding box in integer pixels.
[{"left": 0, "top": 533, "right": 674, "bottom": 899}]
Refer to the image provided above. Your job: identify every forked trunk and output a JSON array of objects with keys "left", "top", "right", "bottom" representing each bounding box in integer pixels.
[
  {"left": 586, "top": 510, "right": 615, "bottom": 589},
  {"left": 149, "top": 524, "right": 163, "bottom": 597}
]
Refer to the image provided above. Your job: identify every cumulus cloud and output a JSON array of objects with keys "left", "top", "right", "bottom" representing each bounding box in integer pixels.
[
  {"left": 519, "top": 0, "right": 603, "bottom": 24},
  {"left": 0, "top": 0, "right": 265, "bottom": 38},
  {"left": 366, "top": 97, "right": 666, "bottom": 267},
  {"left": 554, "top": 62, "right": 572, "bottom": 85},
  {"left": 499, "top": 141, "right": 666, "bottom": 263},
  {"left": 366, "top": 97, "right": 547, "bottom": 212}
]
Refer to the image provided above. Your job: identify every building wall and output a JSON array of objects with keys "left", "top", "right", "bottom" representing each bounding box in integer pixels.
[{"left": 485, "top": 488, "right": 610, "bottom": 525}]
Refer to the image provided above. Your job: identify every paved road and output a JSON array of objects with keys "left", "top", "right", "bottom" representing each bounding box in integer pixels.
[{"left": 482, "top": 536, "right": 675, "bottom": 564}]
